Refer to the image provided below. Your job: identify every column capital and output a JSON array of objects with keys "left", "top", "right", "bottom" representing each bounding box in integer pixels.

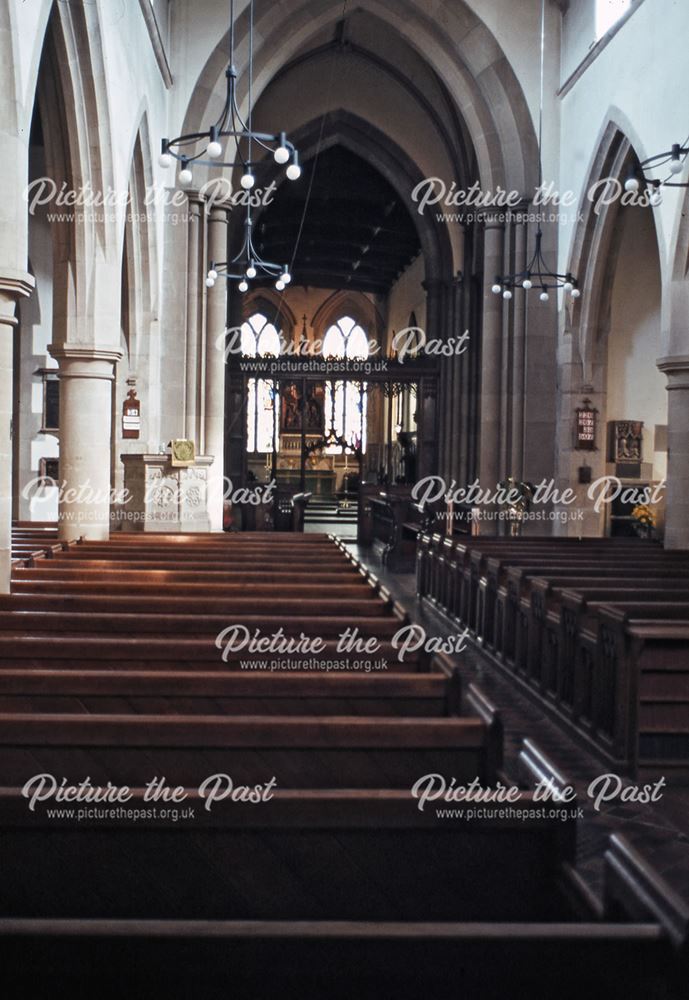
[
  {"left": 657, "top": 355, "right": 689, "bottom": 389},
  {"left": 0, "top": 269, "right": 35, "bottom": 329},
  {"left": 48, "top": 344, "right": 124, "bottom": 380},
  {"left": 205, "top": 199, "right": 232, "bottom": 219},
  {"left": 483, "top": 214, "right": 506, "bottom": 231}
]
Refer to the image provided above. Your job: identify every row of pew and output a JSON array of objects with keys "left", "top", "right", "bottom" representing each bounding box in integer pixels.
[
  {"left": 417, "top": 532, "right": 689, "bottom": 778},
  {"left": 9, "top": 521, "right": 61, "bottom": 563},
  {"left": 0, "top": 530, "right": 686, "bottom": 995}
]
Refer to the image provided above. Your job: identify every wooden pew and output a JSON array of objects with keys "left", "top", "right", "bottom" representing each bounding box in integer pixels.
[
  {"left": 513, "top": 571, "right": 689, "bottom": 674},
  {"left": 0, "top": 713, "right": 501, "bottom": 788},
  {"left": 416, "top": 534, "right": 646, "bottom": 624},
  {"left": 479, "top": 552, "right": 689, "bottom": 652},
  {"left": 0, "top": 634, "right": 421, "bottom": 673},
  {"left": 594, "top": 605, "right": 689, "bottom": 777},
  {"left": 0, "top": 914, "right": 675, "bottom": 1000},
  {"left": 0, "top": 593, "right": 389, "bottom": 617},
  {"left": 0, "top": 608, "right": 403, "bottom": 639},
  {"left": 0, "top": 670, "right": 461, "bottom": 718},
  {"left": 0, "top": 788, "right": 575, "bottom": 921}
]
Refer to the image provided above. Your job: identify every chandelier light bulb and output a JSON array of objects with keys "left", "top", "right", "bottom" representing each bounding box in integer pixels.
[
  {"left": 207, "top": 140, "right": 223, "bottom": 159},
  {"left": 624, "top": 176, "right": 640, "bottom": 193},
  {"left": 205, "top": 277, "right": 215, "bottom": 288},
  {"left": 282, "top": 269, "right": 292, "bottom": 284},
  {"left": 522, "top": 278, "right": 533, "bottom": 290},
  {"left": 563, "top": 281, "right": 573, "bottom": 292},
  {"left": 238, "top": 279, "right": 249, "bottom": 293},
  {"left": 275, "top": 279, "right": 285, "bottom": 291},
  {"left": 208, "top": 269, "right": 218, "bottom": 281},
  {"left": 491, "top": 283, "right": 502, "bottom": 295},
  {"left": 241, "top": 171, "right": 255, "bottom": 189},
  {"left": 669, "top": 156, "right": 684, "bottom": 175},
  {"left": 286, "top": 155, "right": 302, "bottom": 181},
  {"left": 274, "top": 145, "right": 290, "bottom": 165},
  {"left": 179, "top": 167, "right": 193, "bottom": 186},
  {"left": 502, "top": 289, "right": 512, "bottom": 300},
  {"left": 158, "top": 152, "right": 172, "bottom": 169},
  {"left": 571, "top": 288, "right": 581, "bottom": 299},
  {"left": 540, "top": 290, "right": 549, "bottom": 302},
  {"left": 246, "top": 263, "right": 257, "bottom": 279}
]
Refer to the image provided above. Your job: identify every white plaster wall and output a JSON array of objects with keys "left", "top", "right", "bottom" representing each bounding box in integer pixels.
[{"left": 559, "top": 0, "right": 688, "bottom": 332}]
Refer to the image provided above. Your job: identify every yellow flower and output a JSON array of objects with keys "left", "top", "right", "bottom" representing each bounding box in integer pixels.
[{"left": 631, "top": 504, "right": 656, "bottom": 528}]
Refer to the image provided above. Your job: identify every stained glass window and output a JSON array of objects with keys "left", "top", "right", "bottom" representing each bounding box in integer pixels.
[
  {"left": 242, "top": 313, "right": 280, "bottom": 453},
  {"left": 323, "top": 317, "right": 368, "bottom": 452}
]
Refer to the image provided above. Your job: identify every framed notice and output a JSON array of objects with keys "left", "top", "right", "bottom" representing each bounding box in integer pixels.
[
  {"left": 575, "top": 400, "right": 597, "bottom": 451},
  {"left": 122, "top": 389, "right": 141, "bottom": 440}
]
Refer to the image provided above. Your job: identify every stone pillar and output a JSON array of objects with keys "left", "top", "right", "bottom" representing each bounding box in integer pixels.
[
  {"left": 479, "top": 219, "right": 505, "bottom": 497},
  {"left": 205, "top": 204, "right": 229, "bottom": 531},
  {"left": 510, "top": 220, "right": 527, "bottom": 480},
  {"left": 185, "top": 197, "right": 203, "bottom": 443},
  {"left": 658, "top": 356, "right": 689, "bottom": 549},
  {"left": 0, "top": 273, "right": 34, "bottom": 592},
  {"left": 422, "top": 278, "right": 445, "bottom": 479},
  {"left": 48, "top": 345, "right": 123, "bottom": 542},
  {"left": 449, "top": 271, "right": 464, "bottom": 485}
]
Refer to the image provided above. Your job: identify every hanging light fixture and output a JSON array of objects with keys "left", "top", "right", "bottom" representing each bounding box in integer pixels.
[
  {"left": 492, "top": 0, "right": 580, "bottom": 305},
  {"left": 624, "top": 140, "right": 689, "bottom": 206},
  {"left": 205, "top": 208, "right": 292, "bottom": 293},
  {"left": 158, "top": 0, "right": 301, "bottom": 190}
]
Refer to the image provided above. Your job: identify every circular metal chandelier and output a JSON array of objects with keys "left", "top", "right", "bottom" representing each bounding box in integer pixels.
[
  {"left": 491, "top": 229, "right": 580, "bottom": 303},
  {"left": 492, "top": 0, "right": 580, "bottom": 306},
  {"left": 624, "top": 141, "right": 689, "bottom": 205},
  {"left": 206, "top": 209, "right": 292, "bottom": 292},
  {"left": 158, "top": 0, "right": 301, "bottom": 191}
]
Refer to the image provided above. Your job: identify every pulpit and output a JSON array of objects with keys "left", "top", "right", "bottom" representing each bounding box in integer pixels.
[{"left": 119, "top": 453, "right": 214, "bottom": 532}]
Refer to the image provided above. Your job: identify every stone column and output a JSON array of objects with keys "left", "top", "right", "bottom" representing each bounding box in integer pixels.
[
  {"left": 510, "top": 219, "right": 528, "bottom": 479},
  {"left": 205, "top": 204, "right": 229, "bottom": 531},
  {"left": 658, "top": 356, "right": 689, "bottom": 549},
  {"left": 479, "top": 219, "right": 505, "bottom": 498},
  {"left": 185, "top": 197, "right": 203, "bottom": 444},
  {"left": 449, "top": 271, "right": 464, "bottom": 485},
  {"left": 48, "top": 345, "right": 123, "bottom": 542},
  {"left": 0, "top": 273, "right": 34, "bottom": 593},
  {"left": 422, "top": 278, "right": 446, "bottom": 479}
]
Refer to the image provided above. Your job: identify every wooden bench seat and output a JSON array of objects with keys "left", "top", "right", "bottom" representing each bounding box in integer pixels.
[
  {"left": 0, "top": 669, "right": 460, "bottom": 717},
  {"left": 0, "top": 610, "right": 402, "bottom": 638},
  {"left": 0, "top": 788, "right": 571, "bottom": 920},
  {"left": 0, "top": 593, "right": 389, "bottom": 617},
  {"left": 513, "top": 573, "right": 689, "bottom": 672},
  {"left": 18, "top": 562, "right": 358, "bottom": 579},
  {"left": 55, "top": 549, "right": 351, "bottom": 566},
  {"left": 0, "top": 835, "right": 680, "bottom": 1000},
  {"left": 11, "top": 574, "right": 373, "bottom": 596},
  {"left": 0, "top": 714, "right": 500, "bottom": 787},
  {"left": 0, "top": 919, "right": 673, "bottom": 1000},
  {"left": 0, "top": 635, "right": 420, "bottom": 672},
  {"left": 479, "top": 553, "right": 689, "bottom": 649}
]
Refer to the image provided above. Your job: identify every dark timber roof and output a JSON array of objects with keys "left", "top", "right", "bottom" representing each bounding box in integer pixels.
[{"left": 254, "top": 146, "right": 421, "bottom": 294}]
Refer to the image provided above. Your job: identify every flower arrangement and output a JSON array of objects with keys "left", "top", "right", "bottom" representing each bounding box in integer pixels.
[{"left": 630, "top": 503, "right": 656, "bottom": 538}]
